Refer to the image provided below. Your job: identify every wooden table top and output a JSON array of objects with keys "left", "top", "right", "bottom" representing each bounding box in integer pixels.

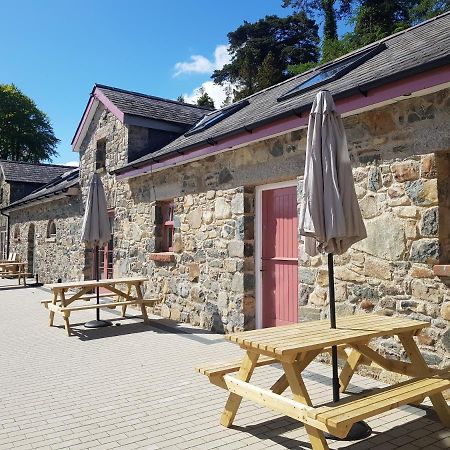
[
  {"left": 0, "top": 262, "right": 25, "bottom": 267},
  {"left": 226, "top": 315, "right": 429, "bottom": 357},
  {"left": 46, "top": 276, "right": 148, "bottom": 290}
]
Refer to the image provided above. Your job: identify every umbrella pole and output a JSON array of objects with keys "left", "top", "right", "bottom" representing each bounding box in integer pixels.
[
  {"left": 96, "top": 244, "right": 100, "bottom": 322},
  {"left": 85, "top": 243, "right": 112, "bottom": 329},
  {"left": 326, "top": 252, "right": 372, "bottom": 440},
  {"left": 327, "top": 253, "right": 340, "bottom": 403}
]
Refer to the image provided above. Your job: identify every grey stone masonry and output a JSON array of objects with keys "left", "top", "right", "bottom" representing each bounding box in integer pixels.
[{"left": 6, "top": 86, "right": 450, "bottom": 377}]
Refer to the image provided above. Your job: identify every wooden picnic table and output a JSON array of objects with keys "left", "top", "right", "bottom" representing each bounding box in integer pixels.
[
  {"left": 43, "top": 277, "right": 158, "bottom": 336},
  {"left": 197, "top": 315, "right": 450, "bottom": 450},
  {"left": 0, "top": 262, "right": 28, "bottom": 285}
]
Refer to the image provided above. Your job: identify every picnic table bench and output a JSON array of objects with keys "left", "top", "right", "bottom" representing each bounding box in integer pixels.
[
  {"left": 196, "top": 315, "right": 450, "bottom": 450},
  {"left": 0, "top": 262, "right": 29, "bottom": 285},
  {"left": 43, "top": 277, "right": 158, "bottom": 336}
]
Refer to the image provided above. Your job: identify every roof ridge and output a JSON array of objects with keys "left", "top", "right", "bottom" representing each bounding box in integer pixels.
[
  {"left": 95, "top": 84, "right": 214, "bottom": 111},
  {"left": 0, "top": 159, "right": 74, "bottom": 168}
]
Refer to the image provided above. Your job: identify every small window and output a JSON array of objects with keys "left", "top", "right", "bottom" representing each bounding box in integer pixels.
[
  {"left": 162, "top": 202, "right": 174, "bottom": 252},
  {"left": 277, "top": 43, "right": 386, "bottom": 102},
  {"left": 185, "top": 100, "right": 249, "bottom": 137},
  {"left": 96, "top": 138, "right": 106, "bottom": 170},
  {"left": 47, "top": 220, "right": 56, "bottom": 238},
  {"left": 13, "top": 225, "right": 20, "bottom": 240}
]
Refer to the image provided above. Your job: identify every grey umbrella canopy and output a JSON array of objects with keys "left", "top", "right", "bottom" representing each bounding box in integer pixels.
[
  {"left": 81, "top": 173, "right": 111, "bottom": 247},
  {"left": 299, "top": 91, "right": 367, "bottom": 413},
  {"left": 300, "top": 90, "right": 366, "bottom": 256},
  {"left": 81, "top": 173, "right": 111, "bottom": 328}
]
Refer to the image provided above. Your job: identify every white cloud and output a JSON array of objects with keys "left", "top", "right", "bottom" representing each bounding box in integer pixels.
[
  {"left": 174, "top": 45, "right": 231, "bottom": 76},
  {"left": 63, "top": 160, "right": 79, "bottom": 167},
  {"left": 183, "top": 81, "right": 232, "bottom": 109}
]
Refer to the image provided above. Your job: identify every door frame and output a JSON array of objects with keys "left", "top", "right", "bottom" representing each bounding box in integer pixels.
[{"left": 255, "top": 179, "right": 298, "bottom": 329}]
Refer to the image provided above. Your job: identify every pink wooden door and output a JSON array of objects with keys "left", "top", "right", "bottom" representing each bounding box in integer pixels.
[{"left": 261, "top": 186, "right": 298, "bottom": 327}]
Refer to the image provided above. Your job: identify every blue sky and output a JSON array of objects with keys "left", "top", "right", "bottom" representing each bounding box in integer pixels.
[{"left": 1, "top": 1, "right": 349, "bottom": 165}]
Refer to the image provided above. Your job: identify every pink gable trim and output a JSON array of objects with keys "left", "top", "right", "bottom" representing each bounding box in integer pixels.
[
  {"left": 118, "top": 64, "right": 450, "bottom": 180},
  {"left": 71, "top": 87, "right": 125, "bottom": 150},
  {"left": 71, "top": 95, "right": 94, "bottom": 148},
  {"left": 93, "top": 88, "right": 125, "bottom": 123}
]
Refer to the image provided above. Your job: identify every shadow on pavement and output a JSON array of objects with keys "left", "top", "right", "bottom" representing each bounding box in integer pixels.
[{"left": 231, "top": 411, "right": 444, "bottom": 449}]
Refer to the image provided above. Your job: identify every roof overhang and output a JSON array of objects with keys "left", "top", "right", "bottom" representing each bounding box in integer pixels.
[
  {"left": 71, "top": 86, "right": 193, "bottom": 152},
  {"left": 72, "top": 86, "right": 126, "bottom": 152},
  {"left": 116, "top": 63, "right": 450, "bottom": 180},
  {"left": 2, "top": 186, "right": 80, "bottom": 213}
]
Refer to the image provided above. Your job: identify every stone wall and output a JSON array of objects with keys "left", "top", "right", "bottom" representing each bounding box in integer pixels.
[
  {"left": 8, "top": 195, "right": 84, "bottom": 283},
  {"left": 0, "top": 180, "right": 10, "bottom": 233},
  {"left": 5, "top": 86, "right": 450, "bottom": 368}
]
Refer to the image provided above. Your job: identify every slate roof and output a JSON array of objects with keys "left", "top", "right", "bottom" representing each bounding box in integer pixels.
[
  {"left": 0, "top": 160, "right": 75, "bottom": 184},
  {"left": 119, "top": 11, "right": 450, "bottom": 172},
  {"left": 3, "top": 168, "right": 80, "bottom": 211},
  {"left": 96, "top": 84, "right": 212, "bottom": 126}
]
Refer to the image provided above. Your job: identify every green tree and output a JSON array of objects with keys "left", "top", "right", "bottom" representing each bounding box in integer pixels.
[
  {"left": 0, "top": 84, "right": 59, "bottom": 162},
  {"left": 196, "top": 88, "right": 215, "bottom": 109},
  {"left": 176, "top": 94, "right": 185, "bottom": 103},
  {"left": 212, "top": 13, "right": 319, "bottom": 100},
  {"left": 342, "top": 0, "right": 414, "bottom": 46},
  {"left": 411, "top": 0, "right": 450, "bottom": 21},
  {"left": 221, "top": 84, "right": 234, "bottom": 107},
  {"left": 283, "top": 0, "right": 347, "bottom": 68},
  {"left": 283, "top": 0, "right": 338, "bottom": 40},
  {"left": 257, "top": 52, "right": 284, "bottom": 90}
]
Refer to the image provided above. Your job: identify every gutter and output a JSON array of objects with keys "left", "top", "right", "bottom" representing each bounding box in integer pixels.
[
  {"left": 114, "top": 56, "right": 450, "bottom": 178},
  {"left": 2, "top": 186, "right": 79, "bottom": 213}
]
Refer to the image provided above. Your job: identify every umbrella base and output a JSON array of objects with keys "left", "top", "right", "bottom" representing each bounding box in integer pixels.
[
  {"left": 324, "top": 421, "right": 372, "bottom": 441},
  {"left": 84, "top": 320, "right": 112, "bottom": 328}
]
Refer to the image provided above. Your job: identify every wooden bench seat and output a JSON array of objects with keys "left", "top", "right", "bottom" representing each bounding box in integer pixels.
[
  {"left": 223, "top": 371, "right": 450, "bottom": 439},
  {"left": 60, "top": 298, "right": 158, "bottom": 312},
  {"left": 312, "top": 372, "right": 450, "bottom": 436},
  {"left": 40, "top": 293, "right": 119, "bottom": 305},
  {"left": 197, "top": 355, "right": 278, "bottom": 378}
]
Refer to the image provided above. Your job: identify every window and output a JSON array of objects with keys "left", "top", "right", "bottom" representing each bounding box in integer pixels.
[
  {"left": 185, "top": 100, "right": 249, "bottom": 137},
  {"left": 161, "top": 202, "right": 174, "bottom": 252},
  {"left": 13, "top": 225, "right": 20, "bottom": 240},
  {"left": 96, "top": 138, "right": 106, "bottom": 170},
  {"left": 277, "top": 43, "right": 386, "bottom": 102},
  {"left": 46, "top": 220, "right": 56, "bottom": 238}
]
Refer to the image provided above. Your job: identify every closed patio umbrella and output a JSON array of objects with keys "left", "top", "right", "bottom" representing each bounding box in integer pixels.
[
  {"left": 299, "top": 90, "right": 370, "bottom": 439},
  {"left": 81, "top": 173, "right": 112, "bottom": 328}
]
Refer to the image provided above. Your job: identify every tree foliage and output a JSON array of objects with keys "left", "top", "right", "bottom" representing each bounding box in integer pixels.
[
  {"left": 196, "top": 88, "right": 215, "bottom": 109},
  {"left": 0, "top": 84, "right": 59, "bottom": 162},
  {"left": 283, "top": 0, "right": 338, "bottom": 40},
  {"left": 176, "top": 94, "right": 185, "bottom": 103},
  {"left": 285, "top": 0, "right": 450, "bottom": 73},
  {"left": 212, "top": 13, "right": 319, "bottom": 100}
]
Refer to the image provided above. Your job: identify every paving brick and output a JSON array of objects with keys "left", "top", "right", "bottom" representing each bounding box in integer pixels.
[{"left": 0, "top": 280, "right": 449, "bottom": 450}]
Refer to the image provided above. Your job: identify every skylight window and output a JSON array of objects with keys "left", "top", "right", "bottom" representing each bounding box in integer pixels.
[
  {"left": 278, "top": 43, "right": 386, "bottom": 102},
  {"left": 185, "top": 100, "right": 249, "bottom": 136}
]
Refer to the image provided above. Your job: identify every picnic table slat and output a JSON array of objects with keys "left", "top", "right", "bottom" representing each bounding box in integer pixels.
[
  {"left": 226, "top": 315, "right": 429, "bottom": 355},
  {"left": 45, "top": 276, "right": 148, "bottom": 289}
]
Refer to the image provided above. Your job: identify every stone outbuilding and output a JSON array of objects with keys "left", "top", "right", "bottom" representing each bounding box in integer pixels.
[
  {"left": 4, "top": 12, "right": 450, "bottom": 369},
  {"left": 0, "top": 160, "right": 72, "bottom": 259}
]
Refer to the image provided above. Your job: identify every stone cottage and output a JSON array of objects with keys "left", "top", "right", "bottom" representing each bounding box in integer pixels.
[
  {"left": 0, "top": 160, "right": 72, "bottom": 259},
  {"left": 3, "top": 12, "right": 450, "bottom": 367}
]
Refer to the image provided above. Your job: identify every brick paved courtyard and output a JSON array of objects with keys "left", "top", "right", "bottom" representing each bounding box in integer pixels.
[{"left": 0, "top": 279, "right": 449, "bottom": 450}]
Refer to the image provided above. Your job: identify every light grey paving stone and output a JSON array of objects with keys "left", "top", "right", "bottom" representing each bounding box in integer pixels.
[{"left": 0, "top": 279, "right": 449, "bottom": 450}]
